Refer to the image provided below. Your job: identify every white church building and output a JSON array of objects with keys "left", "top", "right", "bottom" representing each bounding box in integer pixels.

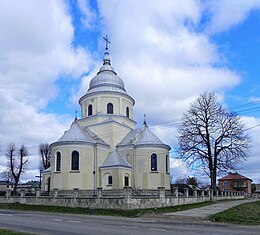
[{"left": 42, "top": 46, "right": 171, "bottom": 192}]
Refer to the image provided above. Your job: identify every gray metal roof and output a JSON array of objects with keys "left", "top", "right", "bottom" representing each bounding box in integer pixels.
[
  {"left": 100, "top": 151, "right": 131, "bottom": 169},
  {"left": 55, "top": 120, "right": 108, "bottom": 146},
  {"left": 0, "top": 181, "right": 15, "bottom": 185},
  {"left": 87, "top": 52, "right": 127, "bottom": 95},
  {"left": 117, "top": 129, "right": 141, "bottom": 145},
  {"left": 82, "top": 126, "right": 108, "bottom": 145},
  {"left": 41, "top": 167, "right": 51, "bottom": 173},
  {"left": 118, "top": 124, "right": 170, "bottom": 150},
  {"left": 136, "top": 126, "right": 165, "bottom": 145}
]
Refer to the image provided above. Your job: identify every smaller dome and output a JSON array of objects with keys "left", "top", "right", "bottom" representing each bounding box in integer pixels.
[{"left": 87, "top": 52, "right": 126, "bottom": 94}]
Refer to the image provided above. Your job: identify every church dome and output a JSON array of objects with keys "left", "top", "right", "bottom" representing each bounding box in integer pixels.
[{"left": 87, "top": 52, "right": 126, "bottom": 94}]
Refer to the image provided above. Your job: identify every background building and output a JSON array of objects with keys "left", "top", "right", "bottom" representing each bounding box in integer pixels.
[
  {"left": 218, "top": 172, "right": 252, "bottom": 194},
  {"left": 0, "top": 180, "right": 15, "bottom": 193}
]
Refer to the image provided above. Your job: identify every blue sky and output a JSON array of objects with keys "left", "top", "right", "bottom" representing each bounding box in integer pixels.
[
  {"left": 47, "top": 1, "right": 260, "bottom": 118},
  {"left": 213, "top": 10, "right": 260, "bottom": 112},
  {"left": 0, "top": 0, "right": 259, "bottom": 183}
]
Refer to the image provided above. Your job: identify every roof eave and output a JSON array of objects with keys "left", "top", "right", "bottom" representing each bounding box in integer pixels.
[
  {"left": 79, "top": 91, "right": 135, "bottom": 105},
  {"left": 117, "top": 143, "right": 171, "bottom": 151},
  {"left": 50, "top": 141, "right": 110, "bottom": 149},
  {"left": 100, "top": 165, "right": 132, "bottom": 169}
]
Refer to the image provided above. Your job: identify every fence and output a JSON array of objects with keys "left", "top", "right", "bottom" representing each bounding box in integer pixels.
[{"left": 0, "top": 187, "right": 245, "bottom": 210}]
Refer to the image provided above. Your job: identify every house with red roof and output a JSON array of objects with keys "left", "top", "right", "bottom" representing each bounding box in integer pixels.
[{"left": 218, "top": 172, "right": 252, "bottom": 194}]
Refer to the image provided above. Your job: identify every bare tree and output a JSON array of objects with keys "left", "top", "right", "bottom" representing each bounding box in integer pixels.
[
  {"left": 39, "top": 143, "right": 51, "bottom": 170},
  {"left": 174, "top": 177, "right": 187, "bottom": 184},
  {"left": 0, "top": 170, "right": 14, "bottom": 182},
  {"left": 6, "top": 144, "right": 29, "bottom": 194},
  {"left": 177, "top": 92, "right": 250, "bottom": 191},
  {"left": 186, "top": 176, "right": 199, "bottom": 187},
  {"left": 174, "top": 176, "right": 199, "bottom": 186}
]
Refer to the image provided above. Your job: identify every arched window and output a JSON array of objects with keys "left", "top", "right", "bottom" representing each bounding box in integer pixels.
[
  {"left": 46, "top": 177, "right": 51, "bottom": 193},
  {"left": 108, "top": 176, "right": 112, "bottom": 185},
  {"left": 166, "top": 155, "right": 169, "bottom": 173},
  {"left": 124, "top": 176, "right": 129, "bottom": 187},
  {"left": 56, "top": 152, "right": 61, "bottom": 172},
  {"left": 151, "top": 153, "right": 157, "bottom": 171},
  {"left": 126, "top": 107, "right": 129, "bottom": 118},
  {"left": 88, "top": 104, "right": 93, "bottom": 116},
  {"left": 107, "top": 103, "right": 113, "bottom": 114},
  {"left": 71, "top": 151, "right": 79, "bottom": 171}
]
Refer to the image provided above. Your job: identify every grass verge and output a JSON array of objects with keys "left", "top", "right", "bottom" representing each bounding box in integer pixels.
[
  {"left": 0, "top": 228, "right": 31, "bottom": 235},
  {"left": 0, "top": 201, "right": 215, "bottom": 218},
  {"left": 209, "top": 200, "right": 260, "bottom": 225}
]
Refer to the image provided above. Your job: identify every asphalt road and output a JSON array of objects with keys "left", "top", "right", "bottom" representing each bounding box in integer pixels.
[{"left": 0, "top": 209, "right": 259, "bottom": 235}]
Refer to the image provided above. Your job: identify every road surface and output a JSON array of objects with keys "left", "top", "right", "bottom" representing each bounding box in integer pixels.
[{"left": 0, "top": 209, "right": 259, "bottom": 235}]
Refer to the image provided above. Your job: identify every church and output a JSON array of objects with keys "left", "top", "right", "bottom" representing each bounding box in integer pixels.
[{"left": 42, "top": 43, "right": 171, "bottom": 192}]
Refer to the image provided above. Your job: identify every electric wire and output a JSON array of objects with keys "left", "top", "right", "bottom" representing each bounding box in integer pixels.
[{"left": 1, "top": 101, "right": 260, "bottom": 156}]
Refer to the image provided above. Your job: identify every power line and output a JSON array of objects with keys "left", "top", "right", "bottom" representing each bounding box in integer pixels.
[
  {"left": 1, "top": 101, "right": 260, "bottom": 153},
  {"left": 230, "top": 101, "right": 260, "bottom": 115},
  {"left": 244, "top": 123, "right": 260, "bottom": 131},
  {"left": 230, "top": 101, "right": 260, "bottom": 110}
]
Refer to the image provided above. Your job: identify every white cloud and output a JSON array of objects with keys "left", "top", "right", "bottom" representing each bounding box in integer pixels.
[
  {"left": 82, "top": 0, "right": 260, "bottom": 182},
  {"left": 239, "top": 116, "right": 260, "bottom": 182},
  {"left": 89, "top": 0, "right": 241, "bottom": 128},
  {"left": 0, "top": 0, "right": 91, "bottom": 107},
  {"left": 1, "top": 0, "right": 259, "bottom": 184},
  {"left": 77, "top": 0, "right": 98, "bottom": 29},
  {"left": 205, "top": 0, "right": 260, "bottom": 35},
  {"left": 0, "top": 0, "right": 92, "bottom": 180}
]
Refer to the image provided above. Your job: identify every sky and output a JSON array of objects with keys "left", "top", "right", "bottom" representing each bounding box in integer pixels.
[{"left": 0, "top": 0, "right": 259, "bottom": 184}]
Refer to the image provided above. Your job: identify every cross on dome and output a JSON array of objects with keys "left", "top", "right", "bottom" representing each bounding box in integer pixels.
[
  {"left": 103, "top": 35, "right": 111, "bottom": 51},
  {"left": 75, "top": 110, "right": 78, "bottom": 121},
  {"left": 143, "top": 114, "right": 148, "bottom": 126}
]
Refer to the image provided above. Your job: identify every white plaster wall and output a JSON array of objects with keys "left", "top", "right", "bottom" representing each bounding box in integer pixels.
[
  {"left": 100, "top": 168, "right": 132, "bottom": 189},
  {"left": 134, "top": 147, "right": 170, "bottom": 190},
  {"left": 88, "top": 122, "right": 132, "bottom": 150},
  {"left": 50, "top": 144, "right": 109, "bottom": 190},
  {"left": 80, "top": 93, "right": 134, "bottom": 119}
]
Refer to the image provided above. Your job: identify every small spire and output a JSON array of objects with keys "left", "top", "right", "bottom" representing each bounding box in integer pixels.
[
  {"left": 74, "top": 110, "right": 78, "bottom": 121},
  {"left": 143, "top": 114, "right": 147, "bottom": 127}
]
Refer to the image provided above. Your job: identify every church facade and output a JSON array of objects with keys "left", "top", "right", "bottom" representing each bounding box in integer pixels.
[{"left": 42, "top": 48, "right": 171, "bottom": 192}]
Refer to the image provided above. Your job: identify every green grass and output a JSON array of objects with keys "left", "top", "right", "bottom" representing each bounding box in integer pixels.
[
  {"left": 209, "top": 200, "right": 260, "bottom": 225},
  {"left": 0, "top": 229, "right": 32, "bottom": 235},
  {"left": 0, "top": 201, "right": 215, "bottom": 218}
]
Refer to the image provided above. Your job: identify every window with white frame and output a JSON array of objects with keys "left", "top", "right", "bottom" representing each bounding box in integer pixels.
[
  {"left": 108, "top": 175, "right": 112, "bottom": 185},
  {"left": 151, "top": 153, "right": 157, "bottom": 171},
  {"left": 56, "top": 151, "right": 61, "bottom": 171},
  {"left": 71, "top": 150, "right": 79, "bottom": 171}
]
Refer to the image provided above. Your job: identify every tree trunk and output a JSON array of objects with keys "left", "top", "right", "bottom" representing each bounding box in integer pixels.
[
  {"left": 13, "top": 178, "right": 19, "bottom": 196},
  {"left": 212, "top": 171, "right": 217, "bottom": 192}
]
